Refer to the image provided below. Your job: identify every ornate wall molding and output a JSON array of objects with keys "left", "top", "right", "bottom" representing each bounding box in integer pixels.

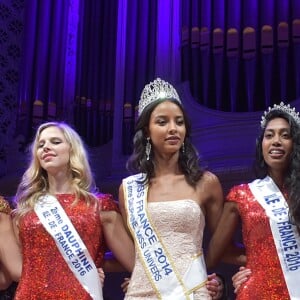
[{"left": 0, "top": 0, "right": 24, "bottom": 177}]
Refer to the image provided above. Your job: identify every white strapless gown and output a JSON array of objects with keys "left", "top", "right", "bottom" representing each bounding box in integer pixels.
[{"left": 125, "top": 199, "right": 211, "bottom": 299}]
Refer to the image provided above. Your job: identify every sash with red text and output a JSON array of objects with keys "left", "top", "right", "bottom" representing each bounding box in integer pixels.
[{"left": 34, "top": 194, "right": 103, "bottom": 300}]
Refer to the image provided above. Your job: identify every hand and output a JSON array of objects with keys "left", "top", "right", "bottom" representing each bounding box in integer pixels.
[
  {"left": 121, "top": 277, "right": 130, "bottom": 293},
  {"left": 232, "top": 266, "right": 251, "bottom": 293},
  {"left": 97, "top": 268, "right": 105, "bottom": 287},
  {"left": 206, "top": 273, "right": 224, "bottom": 300}
]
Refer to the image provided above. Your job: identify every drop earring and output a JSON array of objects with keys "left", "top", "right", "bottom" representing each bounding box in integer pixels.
[
  {"left": 146, "top": 137, "right": 151, "bottom": 160},
  {"left": 181, "top": 142, "right": 185, "bottom": 153}
]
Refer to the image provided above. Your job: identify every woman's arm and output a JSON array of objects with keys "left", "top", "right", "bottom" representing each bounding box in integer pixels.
[
  {"left": 206, "top": 201, "right": 246, "bottom": 269},
  {"left": 0, "top": 213, "right": 22, "bottom": 282},
  {"left": 202, "top": 172, "right": 225, "bottom": 234},
  {"left": 103, "top": 251, "right": 128, "bottom": 272},
  {"left": 100, "top": 210, "right": 135, "bottom": 273},
  {"left": 118, "top": 183, "right": 132, "bottom": 233}
]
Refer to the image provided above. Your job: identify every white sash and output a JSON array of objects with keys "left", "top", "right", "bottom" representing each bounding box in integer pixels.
[
  {"left": 34, "top": 194, "right": 103, "bottom": 300},
  {"left": 123, "top": 174, "right": 207, "bottom": 300},
  {"left": 249, "top": 176, "right": 300, "bottom": 299}
]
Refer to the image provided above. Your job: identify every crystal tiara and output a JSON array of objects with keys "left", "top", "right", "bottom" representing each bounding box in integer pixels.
[
  {"left": 138, "top": 78, "right": 181, "bottom": 116},
  {"left": 261, "top": 102, "right": 300, "bottom": 128}
]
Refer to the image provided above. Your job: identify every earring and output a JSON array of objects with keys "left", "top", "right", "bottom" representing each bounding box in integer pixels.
[
  {"left": 181, "top": 142, "right": 185, "bottom": 153},
  {"left": 146, "top": 137, "right": 151, "bottom": 160}
]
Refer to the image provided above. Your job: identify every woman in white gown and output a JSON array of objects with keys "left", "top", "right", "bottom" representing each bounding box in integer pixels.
[{"left": 119, "top": 78, "right": 226, "bottom": 299}]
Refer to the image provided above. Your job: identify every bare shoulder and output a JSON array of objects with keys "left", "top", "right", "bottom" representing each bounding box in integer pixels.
[
  {"left": 195, "top": 170, "right": 223, "bottom": 207},
  {"left": 197, "top": 170, "right": 221, "bottom": 187},
  {"left": 100, "top": 210, "right": 119, "bottom": 224}
]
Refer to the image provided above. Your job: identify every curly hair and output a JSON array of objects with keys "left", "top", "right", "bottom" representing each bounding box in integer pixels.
[
  {"left": 14, "top": 122, "right": 97, "bottom": 218},
  {"left": 254, "top": 109, "right": 300, "bottom": 228},
  {"left": 126, "top": 99, "right": 204, "bottom": 187}
]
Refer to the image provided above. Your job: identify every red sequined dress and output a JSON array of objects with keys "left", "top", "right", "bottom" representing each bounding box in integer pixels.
[
  {"left": 14, "top": 193, "right": 118, "bottom": 300},
  {"left": 227, "top": 184, "right": 289, "bottom": 300}
]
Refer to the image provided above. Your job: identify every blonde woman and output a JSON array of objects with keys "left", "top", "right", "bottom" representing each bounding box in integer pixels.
[{"left": 9, "top": 122, "right": 134, "bottom": 299}]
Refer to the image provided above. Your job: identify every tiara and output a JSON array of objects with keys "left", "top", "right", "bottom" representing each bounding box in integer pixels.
[
  {"left": 261, "top": 102, "right": 300, "bottom": 128},
  {"left": 138, "top": 78, "right": 181, "bottom": 116}
]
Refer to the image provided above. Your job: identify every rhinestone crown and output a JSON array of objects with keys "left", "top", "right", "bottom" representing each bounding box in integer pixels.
[
  {"left": 138, "top": 78, "right": 181, "bottom": 116},
  {"left": 261, "top": 102, "right": 300, "bottom": 128}
]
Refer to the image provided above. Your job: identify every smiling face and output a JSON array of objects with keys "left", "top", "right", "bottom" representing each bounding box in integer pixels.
[
  {"left": 262, "top": 117, "right": 293, "bottom": 173},
  {"left": 147, "top": 100, "right": 186, "bottom": 156},
  {"left": 37, "top": 126, "right": 71, "bottom": 175}
]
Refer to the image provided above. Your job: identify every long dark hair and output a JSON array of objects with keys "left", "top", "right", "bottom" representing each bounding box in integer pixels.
[
  {"left": 126, "top": 99, "right": 204, "bottom": 187},
  {"left": 254, "top": 109, "right": 300, "bottom": 228}
]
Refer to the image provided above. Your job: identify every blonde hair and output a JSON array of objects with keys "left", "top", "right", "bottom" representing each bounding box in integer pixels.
[{"left": 14, "top": 122, "right": 97, "bottom": 218}]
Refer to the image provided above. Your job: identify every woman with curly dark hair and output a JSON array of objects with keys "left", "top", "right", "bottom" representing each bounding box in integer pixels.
[
  {"left": 254, "top": 107, "right": 300, "bottom": 228},
  {"left": 207, "top": 103, "right": 300, "bottom": 299},
  {"left": 119, "top": 78, "right": 225, "bottom": 299}
]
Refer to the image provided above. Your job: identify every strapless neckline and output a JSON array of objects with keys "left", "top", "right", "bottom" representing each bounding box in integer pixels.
[
  {"left": 148, "top": 198, "right": 195, "bottom": 203},
  {"left": 147, "top": 199, "right": 203, "bottom": 214}
]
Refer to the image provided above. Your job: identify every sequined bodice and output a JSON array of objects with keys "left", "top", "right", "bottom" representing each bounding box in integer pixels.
[
  {"left": 14, "top": 194, "right": 117, "bottom": 300},
  {"left": 0, "top": 196, "right": 11, "bottom": 214},
  {"left": 227, "top": 184, "right": 289, "bottom": 300},
  {"left": 125, "top": 199, "right": 211, "bottom": 299}
]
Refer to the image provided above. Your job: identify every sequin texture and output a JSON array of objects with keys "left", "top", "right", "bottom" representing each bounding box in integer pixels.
[
  {"left": 0, "top": 196, "right": 11, "bottom": 214},
  {"left": 227, "top": 184, "right": 289, "bottom": 300},
  {"left": 14, "top": 193, "right": 118, "bottom": 300}
]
